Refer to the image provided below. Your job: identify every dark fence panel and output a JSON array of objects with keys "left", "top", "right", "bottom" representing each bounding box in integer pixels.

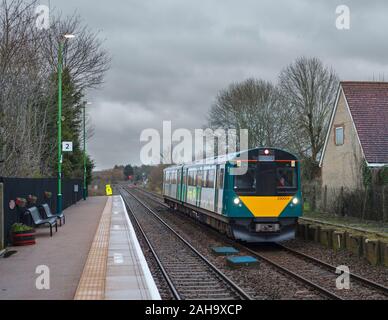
[
  {"left": 303, "top": 182, "right": 388, "bottom": 222},
  {"left": 0, "top": 177, "right": 83, "bottom": 245}
]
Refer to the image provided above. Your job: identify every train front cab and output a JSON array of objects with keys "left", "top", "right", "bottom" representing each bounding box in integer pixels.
[{"left": 225, "top": 149, "right": 303, "bottom": 243}]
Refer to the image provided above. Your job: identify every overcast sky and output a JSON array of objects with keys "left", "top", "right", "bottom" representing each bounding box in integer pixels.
[{"left": 46, "top": 0, "right": 388, "bottom": 170}]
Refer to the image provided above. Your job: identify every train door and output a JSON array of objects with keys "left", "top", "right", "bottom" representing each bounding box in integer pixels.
[
  {"left": 187, "top": 169, "right": 197, "bottom": 206},
  {"left": 196, "top": 169, "right": 202, "bottom": 208},
  {"left": 162, "top": 171, "right": 166, "bottom": 195},
  {"left": 215, "top": 165, "right": 225, "bottom": 214},
  {"left": 182, "top": 168, "right": 187, "bottom": 202},
  {"left": 177, "top": 169, "right": 182, "bottom": 201}
]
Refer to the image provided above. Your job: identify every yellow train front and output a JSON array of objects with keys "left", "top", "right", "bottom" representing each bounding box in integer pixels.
[{"left": 163, "top": 148, "right": 303, "bottom": 243}]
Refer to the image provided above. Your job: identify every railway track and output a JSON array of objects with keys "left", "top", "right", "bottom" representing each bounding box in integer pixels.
[
  {"left": 131, "top": 186, "right": 388, "bottom": 300},
  {"left": 274, "top": 244, "right": 388, "bottom": 295},
  {"left": 120, "top": 187, "right": 252, "bottom": 300}
]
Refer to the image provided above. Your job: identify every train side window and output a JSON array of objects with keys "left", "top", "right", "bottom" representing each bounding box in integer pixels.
[
  {"left": 207, "top": 170, "right": 215, "bottom": 188},
  {"left": 202, "top": 170, "right": 208, "bottom": 187},
  {"left": 188, "top": 171, "right": 196, "bottom": 186},
  {"left": 217, "top": 168, "right": 225, "bottom": 189},
  {"left": 197, "top": 170, "right": 203, "bottom": 187}
]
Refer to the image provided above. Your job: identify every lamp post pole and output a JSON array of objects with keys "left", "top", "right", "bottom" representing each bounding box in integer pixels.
[
  {"left": 57, "top": 40, "right": 64, "bottom": 214},
  {"left": 57, "top": 34, "right": 75, "bottom": 215},
  {"left": 83, "top": 102, "right": 92, "bottom": 200},
  {"left": 83, "top": 103, "right": 87, "bottom": 200}
]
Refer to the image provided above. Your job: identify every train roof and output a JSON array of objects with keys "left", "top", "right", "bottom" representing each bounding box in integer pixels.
[{"left": 164, "top": 147, "right": 298, "bottom": 171}]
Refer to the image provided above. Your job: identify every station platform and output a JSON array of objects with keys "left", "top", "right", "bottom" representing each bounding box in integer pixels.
[
  {"left": 74, "top": 196, "right": 160, "bottom": 300},
  {"left": 0, "top": 196, "right": 160, "bottom": 300}
]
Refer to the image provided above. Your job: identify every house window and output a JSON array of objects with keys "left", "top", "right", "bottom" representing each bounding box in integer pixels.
[{"left": 335, "top": 127, "right": 344, "bottom": 146}]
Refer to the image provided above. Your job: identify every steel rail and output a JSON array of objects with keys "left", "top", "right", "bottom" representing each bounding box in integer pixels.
[
  {"left": 277, "top": 244, "right": 388, "bottom": 296},
  {"left": 121, "top": 187, "right": 252, "bottom": 300},
  {"left": 130, "top": 186, "right": 343, "bottom": 300}
]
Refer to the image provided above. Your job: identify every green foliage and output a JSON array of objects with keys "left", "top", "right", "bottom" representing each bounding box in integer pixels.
[
  {"left": 134, "top": 165, "right": 153, "bottom": 182},
  {"left": 378, "top": 166, "right": 388, "bottom": 185},
  {"left": 301, "top": 157, "right": 320, "bottom": 181},
  {"left": 45, "top": 68, "right": 95, "bottom": 183},
  {"left": 362, "top": 161, "right": 372, "bottom": 188},
  {"left": 86, "top": 156, "right": 95, "bottom": 186},
  {"left": 11, "top": 223, "right": 33, "bottom": 233}
]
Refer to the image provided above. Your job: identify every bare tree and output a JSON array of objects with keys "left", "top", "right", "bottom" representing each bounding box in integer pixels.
[
  {"left": 208, "top": 78, "right": 290, "bottom": 150},
  {"left": 0, "top": 0, "right": 110, "bottom": 177},
  {"left": 41, "top": 13, "right": 111, "bottom": 90},
  {"left": 279, "top": 57, "right": 339, "bottom": 178},
  {"left": 0, "top": 0, "right": 48, "bottom": 177}
]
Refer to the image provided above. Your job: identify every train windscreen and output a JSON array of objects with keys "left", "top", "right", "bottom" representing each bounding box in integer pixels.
[{"left": 234, "top": 161, "right": 298, "bottom": 196}]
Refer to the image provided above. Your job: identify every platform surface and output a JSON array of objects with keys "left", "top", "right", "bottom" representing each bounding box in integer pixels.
[
  {"left": 75, "top": 195, "right": 160, "bottom": 300},
  {"left": 0, "top": 197, "right": 107, "bottom": 300}
]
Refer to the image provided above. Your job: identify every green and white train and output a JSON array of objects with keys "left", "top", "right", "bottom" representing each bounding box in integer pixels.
[{"left": 163, "top": 148, "right": 303, "bottom": 243}]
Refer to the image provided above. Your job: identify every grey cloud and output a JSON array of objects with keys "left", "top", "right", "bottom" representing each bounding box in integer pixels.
[{"left": 45, "top": 0, "right": 388, "bottom": 169}]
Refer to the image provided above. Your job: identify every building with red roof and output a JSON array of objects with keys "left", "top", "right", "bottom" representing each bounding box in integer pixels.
[{"left": 320, "top": 82, "right": 388, "bottom": 190}]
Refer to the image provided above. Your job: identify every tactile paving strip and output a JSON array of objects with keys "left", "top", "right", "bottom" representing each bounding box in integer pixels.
[{"left": 74, "top": 197, "right": 112, "bottom": 300}]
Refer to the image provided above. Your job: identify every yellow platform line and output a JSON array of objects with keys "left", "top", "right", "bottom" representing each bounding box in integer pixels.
[{"left": 74, "top": 197, "right": 112, "bottom": 300}]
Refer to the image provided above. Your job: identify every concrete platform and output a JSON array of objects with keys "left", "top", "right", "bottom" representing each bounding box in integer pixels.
[
  {"left": 0, "top": 195, "right": 160, "bottom": 300},
  {"left": 0, "top": 197, "right": 107, "bottom": 300},
  {"left": 74, "top": 195, "right": 160, "bottom": 300}
]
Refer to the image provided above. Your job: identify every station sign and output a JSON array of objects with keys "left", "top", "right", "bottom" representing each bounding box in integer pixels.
[
  {"left": 106, "top": 185, "right": 113, "bottom": 196},
  {"left": 62, "top": 142, "right": 73, "bottom": 152}
]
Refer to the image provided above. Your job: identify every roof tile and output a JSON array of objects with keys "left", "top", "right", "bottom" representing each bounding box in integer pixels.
[{"left": 341, "top": 82, "right": 388, "bottom": 164}]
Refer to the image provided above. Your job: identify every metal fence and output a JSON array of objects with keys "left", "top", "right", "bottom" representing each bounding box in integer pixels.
[
  {"left": 0, "top": 177, "right": 83, "bottom": 246},
  {"left": 303, "top": 182, "right": 388, "bottom": 222}
]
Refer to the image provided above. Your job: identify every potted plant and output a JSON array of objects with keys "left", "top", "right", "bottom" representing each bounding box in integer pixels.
[
  {"left": 27, "top": 195, "right": 38, "bottom": 205},
  {"left": 11, "top": 223, "right": 36, "bottom": 246},
  {"left": 15, "top": 198, "right": 27, "bottom": 208},
  {"left": 44, "top": 191, "right": 52, "bottom": 199}
]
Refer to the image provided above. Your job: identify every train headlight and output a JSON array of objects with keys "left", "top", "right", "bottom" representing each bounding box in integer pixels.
[
  {"left": 292, "top": 198, "right": 299, "bottom": 205},
  {"left": 234, "top": 197, "right": 241, "bottom": 205}
]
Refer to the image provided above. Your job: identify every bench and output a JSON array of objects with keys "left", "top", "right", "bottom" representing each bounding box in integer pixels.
[
  {"left": 40, "top": 203, "right": 65, "bottom": 226},
  {"left": 27, "top": 207, "right": 58, "bottom": 237}
]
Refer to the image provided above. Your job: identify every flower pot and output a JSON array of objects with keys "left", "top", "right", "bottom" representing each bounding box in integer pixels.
[
  {"left": 12, "top": 229, "right": 36, "bottom": 246},
  {"left": 27, "top": 195, "right": 38, "bottom": 205},
  {"left": 15, "top": 198, "right": 27, "bottom": 208}
]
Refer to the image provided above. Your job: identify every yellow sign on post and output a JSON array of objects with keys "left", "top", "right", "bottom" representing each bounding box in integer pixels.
[{"left": 106, "top": 185, "right": 113, "bottom": 196}]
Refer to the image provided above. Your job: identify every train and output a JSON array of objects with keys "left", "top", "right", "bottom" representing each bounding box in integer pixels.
[{"left": 163, "top": 147, "right": 303, "bottom": 243}]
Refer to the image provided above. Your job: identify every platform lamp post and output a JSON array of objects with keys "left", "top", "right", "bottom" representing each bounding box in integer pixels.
[
  {"left": 83, "top": 102, "right": 92, "bottom": 200},
  {"left": 57, "top": 33, "right": 75, "bottom": 215}
]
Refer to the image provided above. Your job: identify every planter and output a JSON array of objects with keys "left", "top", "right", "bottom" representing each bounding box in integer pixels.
[
  {"left": 15, "top": 198, "right": 27, "bottom": 208},
  {"left": 44, "top": 191, "right": 52, "bottom": 199},
  {"left": 11, "top": 229, "right": 36, "bottom": 246},
  {"left": 27, "top": 195, "right": 38, "bottom": 205}
]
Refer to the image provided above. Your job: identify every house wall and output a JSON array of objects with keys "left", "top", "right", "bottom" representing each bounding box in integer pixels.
[{"left": 321, "top": 91, "right": 364, "bottom": 190}]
